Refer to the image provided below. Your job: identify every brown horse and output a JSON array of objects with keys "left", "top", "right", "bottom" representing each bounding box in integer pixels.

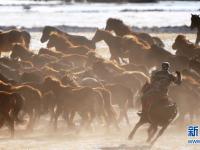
[
  {"left": 61, "top": 75, "right": 119, "bottom": 129},
  {"left": 12, "top": 85, "right": 42, "bottom": 130},
  {"left": 92, "top": 29, "right": 127, "bottom": 63},
  {"left": 47, "top": 33, "right": 91, "bottom": 56},
  {"left": 105, "top": 84, "right": 133, "bottom": 125},
  {"left": 11, "top": 43, "right": 58, "bottom": 67},
  {"left": 128, "top": 95, "right": 177, "bottom": 145},
  {"left": 191, "top": 14, "right": 200, "bottom": 45},
  {"left": 172, "top": 35, "right": 200, "bottom": 58},
  {"left": 105, "top": 18, "right": 164, "bottom": 47},
  {"left": 38, "top": 48, "right": 64, "bottom": 58},
  {"left": 0, "top": 29, "right": 30, "bottom": 55},
  {"left": 0, "top": 91, "right": 24, "bottom": 137},
  {"left": 41, "top": 26, "right": 95, "bottom": 49},
  {"left": 42, "top": 77, "right": 105, "bottom": 130},
  {"left": 121, "top": 36, "right": 173, "bottom": 69}
]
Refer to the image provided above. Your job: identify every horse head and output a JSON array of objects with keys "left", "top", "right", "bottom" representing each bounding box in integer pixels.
[
  {"left": 190, "top": 14, "right": 200, "bottom": 30},
  {"left": 40, "top": 26, "right": 55, "bottom": 43}
]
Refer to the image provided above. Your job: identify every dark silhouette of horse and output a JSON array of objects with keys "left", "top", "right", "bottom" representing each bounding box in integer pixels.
[
  {"left": 12, "top": 85, "right": 42, "bottom": 130},
  {"left": 105, "top": 18, "right": 164, "bottom": 47},
  {"left": 0, "top": 29, "right": 30, "bottom": 56},
  {"left": 41, "top": 26, "right": 95, "bottom": 49},
  {"left": 191, "top": 14, "right": 200, "bottom": 45},
  {"left": 0, "top": 91, "right": 24, "bottom": 137},
  {"left": 128, "top": 96, "right": 177, "bottom": 145}
]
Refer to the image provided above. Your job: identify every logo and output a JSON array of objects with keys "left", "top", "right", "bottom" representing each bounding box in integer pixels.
[{"left": 187, "top": 125, "right": 200, "bottom": 144}]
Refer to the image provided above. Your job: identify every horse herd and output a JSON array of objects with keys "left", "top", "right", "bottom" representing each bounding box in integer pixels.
[{"left": 0, "top": 15, "right": 200, "bottom": 144}]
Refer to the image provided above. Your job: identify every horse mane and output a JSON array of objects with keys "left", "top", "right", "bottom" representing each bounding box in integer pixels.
[
  {"left": 13, "top": 84, "right": 42, "bottom": 96},
  {"left": 49, "top": 32, "right": 73, "bottom": 47},
  {"left": 106, "top": 18, "right": 132, "bottom": 34},
  {"left": 123, "top": 35, "right": 151, "bottom": 50},
  {"left": 44, "top": 76, "right": 64, "bottom": 88},
  {"left": 175, "top": 34, "right": 196, "bottom": 49}
]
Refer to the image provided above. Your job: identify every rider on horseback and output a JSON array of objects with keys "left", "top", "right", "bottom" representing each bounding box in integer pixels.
[{"left": 139, "top": 62, "right": 182, "bottom": 118}]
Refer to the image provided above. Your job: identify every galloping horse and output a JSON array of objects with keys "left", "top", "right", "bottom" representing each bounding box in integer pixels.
[
  {"left": 128, "top": 96, "right": 177, "bottom": 145},
  {"left": 92, "top": 29, "right": 126, "bottom": 63},
  {"left": 105, "top": 18, "right": 164, "bottom": 48},
  {"left": 0, "top": 29, "right": 30, "bottom": 56},
  {"left": 41, "top": 26, "right": 95, "bottom": 49},
  {"left": 0, "top": 91, "right": 24, "bottom": 137},
  {"left": 191, "top": 14, "right": 200, "bottom": 45}
]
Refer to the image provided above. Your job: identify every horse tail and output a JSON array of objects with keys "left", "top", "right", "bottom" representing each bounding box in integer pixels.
[
  {"left": 21, "top": 31, "right": 31, "bottom": 48},
  {"left": 11, "top": 92, "right": 24, "bottom": 123}
]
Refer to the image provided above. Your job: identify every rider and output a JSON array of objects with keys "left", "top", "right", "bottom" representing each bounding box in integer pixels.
[{"left": 138, "top": 62, "right": 182, "bottom": 118}]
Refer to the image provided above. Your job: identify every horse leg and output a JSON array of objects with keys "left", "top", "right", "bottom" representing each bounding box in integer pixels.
[
  {"left": 53, "top": 107, "right": 62, "bottom": 131},
  {"left": 150, "top": 124, "right": 169, "bottom": 146},
  {"left": 3, "top": 113, "right": 14, "bottom": 138},
  {"left": 124, "top": 109, "right": 130, "bottom": 125},
  {"left": 128, "top": 118, "right": 146, "bottom": 140},
  {"left": 146, "top": 124, "right": 158, "bottom": 143},
  {"left": 195, "top": 32, "right": 200, "bottom": 45},
  {"left": 26, "top": 110, "right": 34, "bottom": 130}
]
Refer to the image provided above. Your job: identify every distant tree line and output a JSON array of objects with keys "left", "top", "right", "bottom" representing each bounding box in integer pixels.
[
  {"left": 34, "top": 0, "right": 158, "bottom": 3},
  {"left": 34, "top": 0, "right": 200, "bottom": 2}
]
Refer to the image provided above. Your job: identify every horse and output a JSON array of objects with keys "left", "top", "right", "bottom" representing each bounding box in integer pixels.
[
  {"left": 42, "top": 77, "right": 105, "bottom": 130},
  {"left": 172, "top": 34, "right": 200, "bottom": 59},
  {"left": 128, "top": 95, "right": 177, "bottom": 145},
  {"left": 38, "top": 48, "right": 64, "bottom": 58},
  {"left": 105, "top": 84, "right": 133, "bottom": 125},
  {"left": 169, "top": 77, "right": 200, "bottom": 124},
  {"left": 190, "top": 14, "right": 200, "bottom": 45},
  {"left": 105, "top": 18, "right": 164, "bottom": 47},
  {"left": 47, "top": 33, "right": 91, "bottom": 56},
  {"left": 12, "top": 85, "right": 42, "bottom": 130},
  {"left": 11, "top": 43, "right": 58, "bottom": 68},
  {"left": 0, "top": 29, "right": 30, "bottom": 56},
  {"left": 121, "top": 36, "right": 173, "bottom": 69},
  {"left": 0, "top": 91, "right": 24, "bottom": 137},
  {"left": 92, "top": 29, "right": 127, "bottom": 64},
  {"left": 61, "top": 75, "right": 119, "bottom": 129},
  {"left": 41, "top": 26, "right": 95, "bottom": 49}
]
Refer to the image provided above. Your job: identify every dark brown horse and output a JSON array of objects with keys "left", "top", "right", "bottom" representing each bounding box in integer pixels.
[
  {"left": 105, "top": 18, "right": 164, "bottom": 47},
  {"left": 128, "top": 96, "right": 177, "bottom": 145},
  {"left": 41, "top": 26, "right": 95, "bottom": 49},
  {"left": 0, "top": 29, "right": 30, "bottom": 55},
  {"left": 191, "top": 14, "right": 200, "bottom": 45},
  {"left": 0, "top": 91, "right": 24, "bottom": 137}
]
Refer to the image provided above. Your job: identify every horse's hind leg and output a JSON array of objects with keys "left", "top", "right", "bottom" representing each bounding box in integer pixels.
[
  {"left": 150, "top": 124, "right": 169, "bottom": 146},
  {"left": 146, "top": 124, "right": 158, "bottom": 143},
  {"left": 3, "top": 113, "right": 14, "bottom": 138},
  {"left": 128, "top": 118, "right": 146, "bottom": 140}
]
